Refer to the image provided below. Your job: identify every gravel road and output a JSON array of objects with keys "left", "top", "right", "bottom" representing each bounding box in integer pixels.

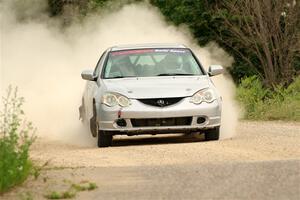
[{"left": 3, "top": 121, "right": 300, "bottom": 200}]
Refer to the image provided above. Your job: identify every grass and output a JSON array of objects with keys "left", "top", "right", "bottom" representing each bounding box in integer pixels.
[
  {"left": 45, "top": 166, "right": 85, "bottom": 171},
  {"left": 87, "top": 182, "right": 98, "bottom": 190},
  {"left": 19, "top": 191, "right": 34, "bottom": 200},
  {"left": 45, "top": 181, "right": 98, "bottom": 199},
  {"left": 72, "top": 182, "right": 98, "bottom": 191},
  {"left": 0, "top": 86, "right": 36, "bottom": 193},
  {"left": 237, "top": 76, "right": 300, "bottom": 121},
  {"left": 45, "top": 191, "right": 76, "bottom": 199}
]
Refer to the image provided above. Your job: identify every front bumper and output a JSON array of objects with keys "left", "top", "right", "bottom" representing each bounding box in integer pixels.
[{"left": 96, "top": 97, "right": 221, "bottom": 134}]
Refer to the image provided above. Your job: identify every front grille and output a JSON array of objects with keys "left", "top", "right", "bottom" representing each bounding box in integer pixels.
[
  {"left": 138, "top": 97, "right": 183, "bottom": 107},
  {"left": 131, "top": 117, "right": 192, "bottom": 127}
]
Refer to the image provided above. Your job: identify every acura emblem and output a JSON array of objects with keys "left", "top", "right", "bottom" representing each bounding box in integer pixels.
[{"left": 157, "top": 99, "right": 165, "bottom": 107}]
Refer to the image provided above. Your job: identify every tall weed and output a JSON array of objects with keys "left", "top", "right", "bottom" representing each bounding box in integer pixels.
[{"left": 0, "top": 86, "right": 35, "bottom": 193}]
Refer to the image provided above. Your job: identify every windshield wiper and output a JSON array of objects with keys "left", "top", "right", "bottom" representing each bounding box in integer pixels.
[
  {"left": 157, "top": 73, "right": 196, "bottom": 76},
  {"left": 107, "top": 75, "right": 136, "bottom": 79}
]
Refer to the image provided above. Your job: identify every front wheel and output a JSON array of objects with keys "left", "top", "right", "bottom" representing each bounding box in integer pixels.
[
  {"left": 90, "top": 103, "right": 98, "bottom": 137},
  {"left": 97, "top": 131, "right": 113, "bottom": 148},
  {"left": 204, "top": 127, "right": 220, "bottom": 141}
]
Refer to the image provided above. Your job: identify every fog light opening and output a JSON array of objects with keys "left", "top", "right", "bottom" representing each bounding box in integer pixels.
[
  {"left": 197, "top": 117, "right": 206, "bottom": 124},
  {"left": 116, "top": 118, "right": 127, "bottom": 127}
]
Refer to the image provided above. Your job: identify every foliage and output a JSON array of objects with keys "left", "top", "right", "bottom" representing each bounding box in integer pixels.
[
  {"left": 216, "top": 0, "right": 299, "bottom": 87},
  {"left": 45, "top": 190, "right": 76, "bottom": 199},
  {"left": 71, "top": 182, "right": 98, "bottom": 191},
  {"left": 47, "top": 0, "right": 140, "bottom": 17},
  {"left": 88, "top": 0, "right": 125, "bottom": 11},
  {"left": 150, "top": 0, "right": 214, "bottom": 45},
  {"left": 0, "top": 86, "right": 36, "bottom": 193},
  {"left": 237, "top": 76, "right": 300, "bottom": 120},
  {"left": 19, "top": 191, "right": 34, "bottom": 200},
  {"left": 45, "top": 181, "right": 98, "bottom": 199}
]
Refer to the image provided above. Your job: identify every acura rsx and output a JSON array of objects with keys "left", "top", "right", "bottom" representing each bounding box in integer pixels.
[{"left": 79, "top": 44, "right": 224, "bottom": 147}]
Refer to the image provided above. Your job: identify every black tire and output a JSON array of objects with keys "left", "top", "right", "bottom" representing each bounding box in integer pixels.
[
  {"left": 90, "top": 115, "right": 98, "bottom": 138},
  {"left": 90, "top": 103, "right": 98, "bottom": 137},
  {"left": 204, "top": 127, "right": 220, "bottom": 141},
  {"left": 97, "top": 131, "right": 112, "bottom": 148}
]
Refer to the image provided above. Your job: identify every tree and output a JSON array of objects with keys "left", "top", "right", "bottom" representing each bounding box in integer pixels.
[
  {"left": 150, "top": 0, "right": 262, "bottom": 82},
  {"left": 215, "top": 0, "right": 300, "bottom": 87}
]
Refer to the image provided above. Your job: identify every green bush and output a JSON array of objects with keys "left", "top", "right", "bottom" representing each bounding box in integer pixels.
[
  {"left": 0, "top": 87, "right": 35, "bottom": 193},
  {"left": 237, "top": 76, "right": 300, "bottom": 121},
  {"left": 44, "top": 181, "right": 97, "bottom": 199}
]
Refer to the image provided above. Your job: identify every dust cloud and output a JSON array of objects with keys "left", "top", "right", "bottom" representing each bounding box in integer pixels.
[{"left": 0, "top": 0, "right": 239, "bottom": 146}]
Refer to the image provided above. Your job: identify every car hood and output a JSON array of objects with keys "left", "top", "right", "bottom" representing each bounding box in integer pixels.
[{"left": 102, "top": 76, "right": 210, "bottom": 99}]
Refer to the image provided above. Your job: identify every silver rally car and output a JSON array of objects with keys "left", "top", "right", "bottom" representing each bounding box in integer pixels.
[{"left": 80, "top": 44, "right": 224, "bottom": 147}]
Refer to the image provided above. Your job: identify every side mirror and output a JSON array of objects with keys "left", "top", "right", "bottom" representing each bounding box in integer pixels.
[
  {"left": 81, "top": 70, "right": 96, "bottom": 81},
  {"left": 208, "top": 65, "right": 224, "bottom": 76}
]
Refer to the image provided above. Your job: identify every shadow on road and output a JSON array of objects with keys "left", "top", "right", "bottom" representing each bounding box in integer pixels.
[{"left": 111, "top": 133, "right": 205, "bottom": 147}]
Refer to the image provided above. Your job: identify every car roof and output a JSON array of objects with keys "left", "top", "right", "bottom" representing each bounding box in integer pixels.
[{"left": 110, "top": 43, "right": 187, "bottom": 52}]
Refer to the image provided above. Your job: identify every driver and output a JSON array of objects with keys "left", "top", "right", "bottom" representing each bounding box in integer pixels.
[
  {"left": 157, "top": 53, "right": 182, "bottom": 74},
  {"left": 113, "top": 56, "right": 136, "bottom": 77}
]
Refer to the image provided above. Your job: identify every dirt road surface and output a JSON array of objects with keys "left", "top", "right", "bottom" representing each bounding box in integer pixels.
[{"left": 3, "top": 121, "right": 300, "bottom": 200}]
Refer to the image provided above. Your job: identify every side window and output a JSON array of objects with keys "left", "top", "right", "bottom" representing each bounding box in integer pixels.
[{"left": 94, "top": 51, "right": 107, "bottom": 76}]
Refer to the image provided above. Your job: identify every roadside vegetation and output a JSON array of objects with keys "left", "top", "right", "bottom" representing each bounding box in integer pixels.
[
  {"left": 44, "top": 181, "right": 98, "bottom": 199},
  {"left": 237, "top": 76, "right": 300, "bottom": 121},
  {"left": 0, "top": 86, "right": 98, "bottom": 196},
  {"left": 0, "top": 87, "right": 36, "bottom": 193}
]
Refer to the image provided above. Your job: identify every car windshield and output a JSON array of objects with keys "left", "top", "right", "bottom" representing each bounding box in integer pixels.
[{"left": 103, "top": 48, "right": 204, "bottom": 78}]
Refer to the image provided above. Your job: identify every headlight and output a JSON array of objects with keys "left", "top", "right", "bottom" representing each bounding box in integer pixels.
[
  {"left": 117, "top": 95, "right": 131, "bottom": 107},
  {"left": 190, "top": 88, "right": 216, "bottom": 104},
  {"left": 102, "top": 93, "right": 131, "bottom": 107}
]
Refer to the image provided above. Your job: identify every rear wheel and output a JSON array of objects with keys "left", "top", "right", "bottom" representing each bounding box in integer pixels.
[
  {"left": 204, "top": 127, "right": 220, "bottom": 141},
  {"left": 97, "top": 131, "right": 112, "bottom": 148}
]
